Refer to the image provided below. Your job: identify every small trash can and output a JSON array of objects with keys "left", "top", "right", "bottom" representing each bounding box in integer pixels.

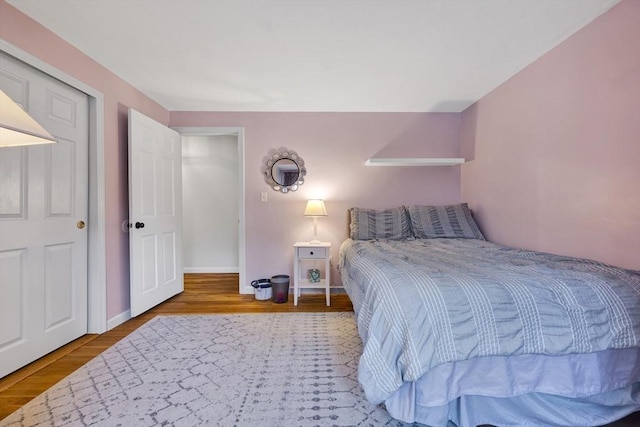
[
  {"left": 271, "top": 275, "right": 290, "bottom": 303},
  {"left": 251, "top": 278, "right": 272, "bottom": 301}
]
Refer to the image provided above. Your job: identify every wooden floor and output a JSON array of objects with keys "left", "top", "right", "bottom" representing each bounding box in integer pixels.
[
  {"left": 0, "top": 273, "right": 353, "bottom": 420},
  {"left": 1, "top": 273, "right": 638, "bottom": 425}
]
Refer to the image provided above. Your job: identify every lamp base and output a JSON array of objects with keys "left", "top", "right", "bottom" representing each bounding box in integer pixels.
[{"left": 309, "top": 217, "right": 322, "bottom": 245}]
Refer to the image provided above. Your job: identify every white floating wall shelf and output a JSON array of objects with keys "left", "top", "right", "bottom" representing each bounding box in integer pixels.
[{"left": 365, "top": 158, "right": 465, "bottom": 167}]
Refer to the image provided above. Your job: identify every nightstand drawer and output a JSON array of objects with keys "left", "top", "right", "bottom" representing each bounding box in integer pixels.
[{"left": 297, "top": 247, "right": 327, "bottom": 258}]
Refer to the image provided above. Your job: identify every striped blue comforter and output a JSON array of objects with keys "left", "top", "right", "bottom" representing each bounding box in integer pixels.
[{"left": 338, "top": 238, "right": 640, "bottom": 404}]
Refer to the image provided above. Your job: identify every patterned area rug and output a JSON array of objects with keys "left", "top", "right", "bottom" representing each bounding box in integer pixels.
[{"left": 1, "top": 313, "right": 412, "bottom": 427}]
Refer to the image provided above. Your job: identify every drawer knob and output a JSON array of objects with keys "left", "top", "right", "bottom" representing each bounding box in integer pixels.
[{"left": 310, "top": 251, "right": 314, "bottom": 255}]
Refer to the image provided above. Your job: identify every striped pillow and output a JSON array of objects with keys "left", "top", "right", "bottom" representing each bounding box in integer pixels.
[
  {"left": 349, "top": 207, "right": 412, "bottom": 240},
  {"left": 406, "top": 203, "right": 485, "bottom": 240}
]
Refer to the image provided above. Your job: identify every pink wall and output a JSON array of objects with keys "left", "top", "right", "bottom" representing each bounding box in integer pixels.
[
  {"left": 0, "top": 0, "right": 462, "bottom": 315},
  {"left": 9, "top": 0, "right": 633, "bottom": 320},
  {"left": 170, "top": 112, "right": 461, "bottom": 285},
  {"left": 0, "top": 1, "right": 169, "bottom": 318},
  {"left": 461, "top": 0, "right": 640, "bottom": 270}
]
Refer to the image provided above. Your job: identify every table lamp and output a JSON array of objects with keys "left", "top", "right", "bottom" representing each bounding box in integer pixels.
[{"left": 304, "top": 199, "right": 327, "bottom": 244}]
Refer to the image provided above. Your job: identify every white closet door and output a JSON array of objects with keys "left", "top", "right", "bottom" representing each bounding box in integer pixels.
[
  {"left": 128, "top": 109, "right": 183, "bottom": 317},
  {"left": 0, "top": 52, "right": 89, "bottom": 378}
]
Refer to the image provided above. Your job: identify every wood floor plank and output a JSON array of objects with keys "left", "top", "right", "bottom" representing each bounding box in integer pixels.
[{"left": 0, "top": 274, "right": 353, "bottom": 420}]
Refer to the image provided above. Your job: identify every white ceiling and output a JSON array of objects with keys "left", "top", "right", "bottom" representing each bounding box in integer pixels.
[{"left": 8, "top": 0, "right": 619, "bottom": 112}]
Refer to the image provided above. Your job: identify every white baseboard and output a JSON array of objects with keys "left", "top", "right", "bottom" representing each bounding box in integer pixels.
[
  {"left": 107, "top": 309, "right": 131, "bottom": 331},
  {"left": 183, "top": 267, "right": 239, "bottom": 273}
]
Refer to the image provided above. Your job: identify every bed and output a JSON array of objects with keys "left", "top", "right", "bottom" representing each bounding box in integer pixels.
[{"left": 338, "top": 204, "right": 640, "bottom": 427}]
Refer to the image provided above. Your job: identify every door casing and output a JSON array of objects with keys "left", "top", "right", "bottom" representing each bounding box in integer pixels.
[{"left": 172, "top": 127, "right": 246, "bottom": 294}]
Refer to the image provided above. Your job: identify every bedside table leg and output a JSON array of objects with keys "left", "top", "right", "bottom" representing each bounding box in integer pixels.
[
  {"left": 326, "top": 257, "right": 331, "bottom": 306},
  {"left": 294, "top": 250, "right": 299, "bottom": 306}
]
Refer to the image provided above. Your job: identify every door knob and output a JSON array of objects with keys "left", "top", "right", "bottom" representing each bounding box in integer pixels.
[
  {"left": 77, "top": 220, "right": 86, "bottom": 229},
  {"left": 135, "top": 222, "right": 145, "bottom": 229}
]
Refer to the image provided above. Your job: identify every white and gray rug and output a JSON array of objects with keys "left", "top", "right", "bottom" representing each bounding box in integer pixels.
[{"left": 1, "top": 313, "right": 415, "bottom": 427}]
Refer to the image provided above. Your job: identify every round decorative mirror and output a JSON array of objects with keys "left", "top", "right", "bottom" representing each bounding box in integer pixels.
[{"left": 263, "top": 149, "right": 306, "bottom": 193}]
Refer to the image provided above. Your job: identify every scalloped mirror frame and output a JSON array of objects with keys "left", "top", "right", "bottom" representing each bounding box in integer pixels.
[{"left": 263, "top": 148, "right": 307, "bottom": 193}]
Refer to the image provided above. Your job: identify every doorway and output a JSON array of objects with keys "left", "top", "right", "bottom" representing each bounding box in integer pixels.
[
  {"left": 0, "top": 43, "right": 106, "bottom": 378},
  {"left": 182, "top": 134, "right": 239, "bottom": 273},
  {"left": 0, "top": 51, "right": 89, "bottom": 377},
  {"left": 173, "top": 127, "right": 246, "bottom": 293}
]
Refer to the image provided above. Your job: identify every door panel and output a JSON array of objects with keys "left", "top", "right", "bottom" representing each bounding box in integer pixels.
[
  {"left": 129, "top": 109, "right": 183, "bottom": 317},
  {"left": 0, "top": 69, "right": 27, "bottom": 106},
  {"left": 0, "top": 52, "right": 89, "bottom": 378},
  {"left": 141, "top": 151, "right": 156, "bottom": 216},
  {"left": 0, "top": 250, "right": 25, "bottom": 347},
  {"left": 47, "top": 90, "right": 77, "bottom": 126},
  {"left": 0, "top": 148, "right": 26, "bottom": 217},
  {"left": 160, "top": 159, "right": 173, "bottom": 214},
  {"left": 141, "top": 234, "right": 158, "bottom": 292},
  {"left": 44, "top": 243, "right": 74, "bottom": 329},
  {"left": 48, "top": 139, "right": 75, "bottom": 215}
]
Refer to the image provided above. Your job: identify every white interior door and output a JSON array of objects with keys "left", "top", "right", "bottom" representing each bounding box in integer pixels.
[
  {"left": 129, "top": 109, "right": 183, "bottom": 317},
  {"left": 0, "top": 53, "right": 89, "bottom": 378}
]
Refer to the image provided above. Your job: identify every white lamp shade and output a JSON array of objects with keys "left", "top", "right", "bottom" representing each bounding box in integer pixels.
[
  {"left": 304, "top": 199, "right": 327, "bottom": 217},
  {"left": 0, "top": 89, "right": 56, "bottom": 147}
]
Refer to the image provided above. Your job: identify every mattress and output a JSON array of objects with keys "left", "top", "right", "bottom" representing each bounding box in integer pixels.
[{"left": 338, "top": 238, "right": 640, "bottom": 426}]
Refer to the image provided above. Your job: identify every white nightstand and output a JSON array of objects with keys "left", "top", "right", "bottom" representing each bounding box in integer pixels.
[{"left": 293, "top": 242, "right": 331, "bottom": 306}]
